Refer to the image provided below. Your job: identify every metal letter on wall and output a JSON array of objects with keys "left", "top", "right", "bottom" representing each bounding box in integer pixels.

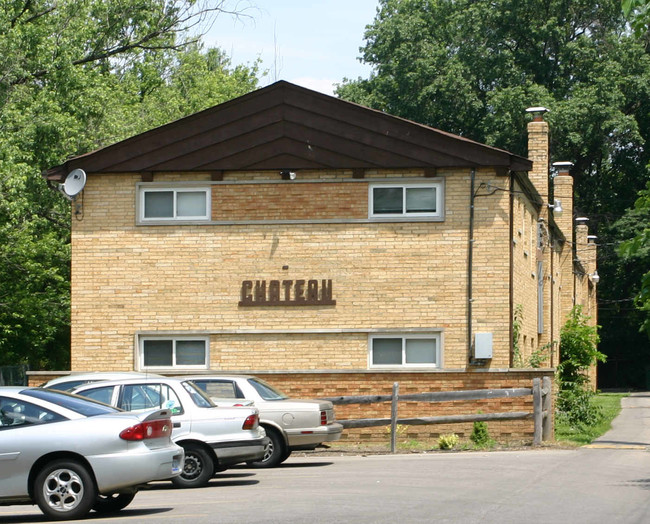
[{"left": 239, "top": 279, "right": 336, "bottom": 307}]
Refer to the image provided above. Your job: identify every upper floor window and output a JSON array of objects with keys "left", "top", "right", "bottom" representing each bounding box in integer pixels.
[
  {"left": 140, "top": 187, "right": 210, "bottom": 222},
  {"left": 369, "top": 182, "right": 443, "bottom": 218}
]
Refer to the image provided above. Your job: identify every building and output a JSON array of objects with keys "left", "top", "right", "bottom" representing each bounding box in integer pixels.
[{"left": 38, "top": 81, "right": 598, "bottom": 442}]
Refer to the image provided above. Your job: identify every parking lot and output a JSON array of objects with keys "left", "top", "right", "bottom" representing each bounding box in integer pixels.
[{"left": 3, "top": 444, "right": 650, "bottom": 524}]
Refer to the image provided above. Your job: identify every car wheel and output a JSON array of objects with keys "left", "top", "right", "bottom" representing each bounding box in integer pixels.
[
  {"left": 172, "top": 443, "right": 215, "bottom": 488},
  {"left": 247, "top": 429, "right": 286, "bottom": 468},
  {"left": 34, "top": 459, "right": 96, "bottom": 520},
  {"left": 93, "top": 493, "right": 136, "bottom": 513}
]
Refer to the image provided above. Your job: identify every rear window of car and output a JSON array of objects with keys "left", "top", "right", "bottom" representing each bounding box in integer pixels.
[
  {"left": 23, "top": 388, "right": 120, "bottom": 417},
  {"left": 248, "top": 379, "right": 289, "bottom": 401},
  {"left": 181, "top": 381, "right": 214, "bottom": 408}
]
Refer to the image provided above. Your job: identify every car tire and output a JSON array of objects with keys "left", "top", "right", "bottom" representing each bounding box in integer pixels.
[
  {"left": 247, "top": 429, "right": 286, "bottom": 468},
  {"left": 172, "top": 443, "right": 215, "bottom": 488},
  {"left": 93, "top": 493, "right": 136, "bottom": 513},
  {"left": 34, "top": 459, "right": 96, "bottom": 520}
]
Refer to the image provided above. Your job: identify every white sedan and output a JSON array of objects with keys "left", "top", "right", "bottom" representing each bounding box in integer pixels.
[
  {"left": 182, "top": 375, "right": 343, "bottom": 467},
  {"left": 72, "top": 377, "right": 267, "bottom": 487},
  {"left": 0, "top": 387, "right": 183, "bottom": 520}
]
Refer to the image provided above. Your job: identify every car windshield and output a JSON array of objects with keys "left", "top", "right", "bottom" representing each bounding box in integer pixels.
[
  {"left": 181, "top": 381, "right": 215, "bottom": 408},
  {"left": 24, "top": 388, "right": 120, "bottom": 417},
  {"left": 248, "top": 378, "right": 288, "bottom": 401}
]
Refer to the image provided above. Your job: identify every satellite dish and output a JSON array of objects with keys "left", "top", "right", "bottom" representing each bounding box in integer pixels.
[{"left": 60, "top": 169, "right": 87, "bottom": 198}]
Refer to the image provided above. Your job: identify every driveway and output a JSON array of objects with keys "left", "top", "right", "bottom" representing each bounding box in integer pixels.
[{"left": 2, "top": 393, "right": 650, "bottom": 523}]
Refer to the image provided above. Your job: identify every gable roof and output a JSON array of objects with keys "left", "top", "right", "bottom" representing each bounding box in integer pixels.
[{"left": 44, "top": 81, "right": 532, "bottom": 181}]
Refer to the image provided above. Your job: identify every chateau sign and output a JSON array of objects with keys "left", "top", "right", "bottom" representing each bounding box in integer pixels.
[{"left": 239, "top": 279, "right": 336, "bottom": 307}]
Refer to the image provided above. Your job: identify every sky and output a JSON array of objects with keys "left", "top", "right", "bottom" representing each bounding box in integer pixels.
[{"left": 201, "top": 0, "right": 380, "bottom": 95}]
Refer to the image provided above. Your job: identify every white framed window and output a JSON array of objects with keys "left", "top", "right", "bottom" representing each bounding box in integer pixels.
[
  {"left": 139, "top": 187, "right": 210, "bottom": 222},
  {"left": 369, "top": 334, "right": 441, "bottom": 368},
  {"left": 139, "top": 336, "right": 209, "bottom": 370},
  {"left": 369, "top": 182, "right": 443, "bottom": 218}
]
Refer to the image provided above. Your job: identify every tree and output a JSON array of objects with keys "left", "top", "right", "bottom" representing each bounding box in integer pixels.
[
  {"left": 618, "top": 182, "right": 650, "bottom": 338},
  {"left": 337, "top": 0, "right": 650, "bottom": 387},
  {"left": 0, "top": 0, "right": 260, "bottom": 369}
]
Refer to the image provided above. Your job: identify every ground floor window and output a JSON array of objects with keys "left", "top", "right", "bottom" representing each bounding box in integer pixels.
[
  {"left": 139, "top": 336, "right": 209, "bottom": 370},
  {"left": 369, "top": 334, "right": 441, "bottom": 368}
]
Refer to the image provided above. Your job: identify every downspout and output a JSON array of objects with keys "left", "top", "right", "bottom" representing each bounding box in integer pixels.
[
  {"left": 550, "top": 242, "right": 555, "bottom": 367},
  {"left": 468, "top": 168, "right": 476, "bottom": 365},
  {"left": 509, "top": 172, "right": 515, "bottom": 368}
]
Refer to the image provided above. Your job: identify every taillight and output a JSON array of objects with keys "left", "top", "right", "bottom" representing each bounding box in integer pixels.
[
  {"left": 120, "top": 419, "right": 172, "bottom": 441},
  {"left": 242, "top": 413, "right": 258, "bottom": 430},
  {"left": 320, "top": 411, "right": 327, "bottom": 426}
]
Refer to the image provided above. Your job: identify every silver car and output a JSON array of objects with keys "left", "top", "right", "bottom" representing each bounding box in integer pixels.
[
  {"left": 0, "top": 387, "right": 183, "bottom": 520},
  {"left": 72, "top": 377, "right": 267, "bottom": 488},
  {"left": 183, "top": 375, "right": 343, "bottom": 467},
  {"left": 41, "top": 371, "right": 160, "bottom": 392}
]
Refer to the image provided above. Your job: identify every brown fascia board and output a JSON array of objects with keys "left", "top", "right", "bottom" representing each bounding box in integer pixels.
[{"left": 43, "top": 80, "right": 532, "bottom": 180}]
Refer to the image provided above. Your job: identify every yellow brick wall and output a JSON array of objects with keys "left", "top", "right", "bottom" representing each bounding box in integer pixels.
[{"left": 69, "top": 168, "right": 527, "bottom": 372}]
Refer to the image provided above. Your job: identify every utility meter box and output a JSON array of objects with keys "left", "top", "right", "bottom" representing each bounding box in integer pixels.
[{"left": 474, "top": 332, "right": 493, "bottom": 359}]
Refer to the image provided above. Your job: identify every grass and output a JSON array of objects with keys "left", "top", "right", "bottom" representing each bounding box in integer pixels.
[{"left": 554, "top": 392, "right": 628, "bottom": 446}]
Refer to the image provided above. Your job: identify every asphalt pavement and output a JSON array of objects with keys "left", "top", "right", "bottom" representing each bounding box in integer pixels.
[{"left": 589, "top": 392, "right": 650, "bottom": 449}]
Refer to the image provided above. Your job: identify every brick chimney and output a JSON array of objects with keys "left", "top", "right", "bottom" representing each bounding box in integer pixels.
[
  {"left": 526, "top": 107, "right": 550, "bottom": 215},
  {"left": 553, "top": 162, "right": 575, "bottom": 322}
]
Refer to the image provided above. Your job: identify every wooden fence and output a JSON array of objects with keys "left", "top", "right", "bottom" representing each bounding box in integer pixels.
[{"left": 321, "top": 377, "right": 552, "bottom": 452}]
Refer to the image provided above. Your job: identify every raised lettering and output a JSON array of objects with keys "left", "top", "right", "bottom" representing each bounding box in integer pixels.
[
  {"left": 321, "top": 279, "right": 333, "bottom": 301},
  {"left": 294, "top": 280, "right": 306, "bottom": 301},
  {"left": 269, "top": 280, "right": 281, "bottom": 302},
  {"left": 241, "top": 280, "right": 253, "bottom": 303},
  {"left": 282, "top": 280, "right": 293, "bottom": 301},
  {"left": 254, "top": 281, "right": 267, "bottom": 303},
  {"left": 307, "top": 280, "right": 319, "bottom": 302}
]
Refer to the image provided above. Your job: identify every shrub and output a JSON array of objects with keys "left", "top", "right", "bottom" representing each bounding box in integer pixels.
[
  {"left": 556, "top": 306, "right": 606, "bottom": 429},
  {"left": 437, "top": 433, "right": 459, "bottom": 450},
  {"left": 470, "top": 421, "right": 493, "bottom": 447}
]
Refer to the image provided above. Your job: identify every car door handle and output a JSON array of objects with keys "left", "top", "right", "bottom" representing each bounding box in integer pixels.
[{"left": 173, "top": 422, "right": 181, "bottom": 428}]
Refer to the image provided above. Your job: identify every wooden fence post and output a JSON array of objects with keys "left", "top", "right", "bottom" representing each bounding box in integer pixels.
[
  {"left": 390, "top": 382, "right": 399, "bottom": 453},
  {"left": 532, "top": 378, "right": 542, "bottom": 446},
  {"left": 542, "top": 376, "right": 552, "bottom": 441}
]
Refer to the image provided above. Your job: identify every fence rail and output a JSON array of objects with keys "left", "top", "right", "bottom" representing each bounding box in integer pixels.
[{"left": 321, "top": 377, "right": 552, "bottom": 452}]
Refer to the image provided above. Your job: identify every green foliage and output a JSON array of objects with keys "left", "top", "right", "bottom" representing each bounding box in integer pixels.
[
  {"left": 0, "top": 0, "right": 260, "bottom": 369},
  {"left": 437, "top": 433, "right": 459, "bottom": 450},
  {"left": 528, "top": 343, "right": 551, "bottom": 369},
  {"left": 618, "top": 181, "right": 650, "bottom": 339},
  {"left": 512, "top": 304, "right": 552, "bottom": 368},
  {"left": 555, "top": 393, "right": 626, "bottom": 445},
  {"left": 558, "top": 306, "right": 605, "bottom": 386},
  {"left": 622, "top": 0, "right": 650, "bottom": 38},
  {"left": 512, "top": 304, "right": 523, "bottom": 367},
  {"left": 556, "top": 387, "right": 603, "bottom": 428},
  {"left": 556, "top": 306, "right": 606, "bottom": 428},
  {"left": 469, "top": 421, "right": 494, "bottom": 448}
]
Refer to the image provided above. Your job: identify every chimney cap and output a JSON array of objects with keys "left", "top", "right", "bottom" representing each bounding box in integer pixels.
[
  {"left": 552, "top": 161, "right": 574, "bottom": 171},
  {"left": 526, "top": 106, "right": 550, "bottom": 114},
  {"left": 575, "top": 217, "right": 589, "bottom": 223}
]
